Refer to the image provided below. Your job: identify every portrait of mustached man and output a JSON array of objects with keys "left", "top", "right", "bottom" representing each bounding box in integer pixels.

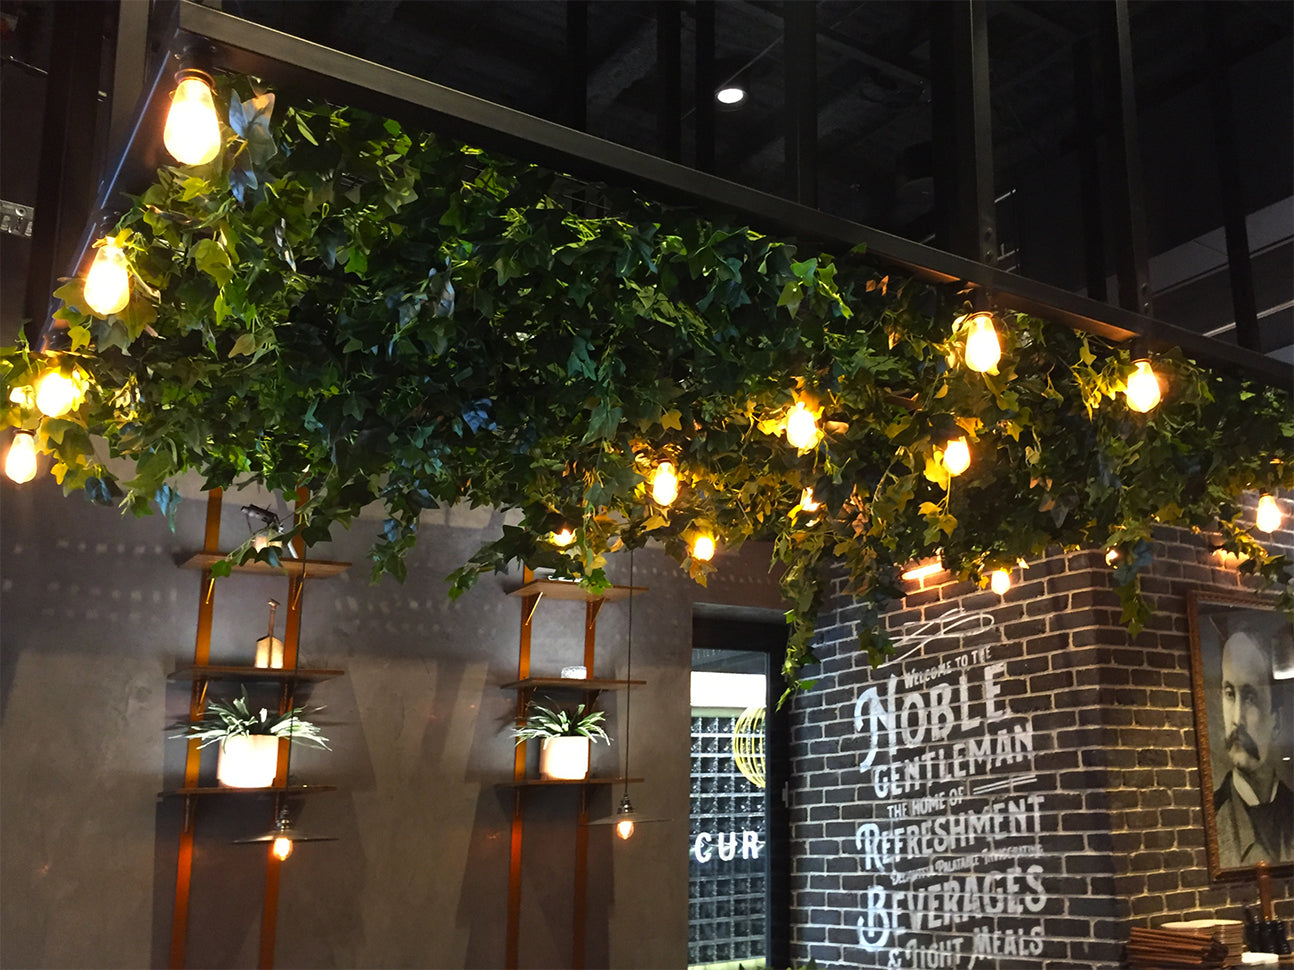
[{"left": 1213, "top": 626, "right": 1294, "bottom": 868}]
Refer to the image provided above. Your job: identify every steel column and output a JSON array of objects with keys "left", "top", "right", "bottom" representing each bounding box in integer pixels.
[
  {"left": 1203, "top": 4, "right": 1260, "bottom": 351},
  {"left": 1073, "top": 38, "right": 1108, "bottom": 303},
  {"left": 1097, "top": 0, "right": 1152, "bottom": 316},
  {"left": 929, "top": 0, "right": 996, "bottom": 264},
  {"left": 693, "top": 1, "right": 716, "bottom": 173},
  {"left": 783, "top": 2, "right": 818, "bottom": 207},
  {"left": 656, "top": 2, "right": 682, "bottom": 162}
]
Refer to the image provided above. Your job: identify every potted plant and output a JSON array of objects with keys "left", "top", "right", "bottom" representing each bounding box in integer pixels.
[
  {"left": 513, "top": 703, "right": 610, "bottom": 780},
  {"left": 174, "top": 689, "right": 329, "bottom": 788}
]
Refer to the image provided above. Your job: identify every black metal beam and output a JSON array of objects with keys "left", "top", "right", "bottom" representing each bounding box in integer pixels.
[
  {"left": 783, "top": 1, "right": 817, "bottom": 207},
  {"left": 1097, "top": 0, "right": 1152, "bottom": 317},
  {"left": 57, "top": 0, "right": 1289, "bottom": 388},
  {"left": 929, "top": 1, "right": 996, "bottom": 265},
  {"left": 656, "top": 2, "right": 681, "bottom": 163},
  {"left": 1203, "top": 3, "right": 1260, "bottom": 352}
]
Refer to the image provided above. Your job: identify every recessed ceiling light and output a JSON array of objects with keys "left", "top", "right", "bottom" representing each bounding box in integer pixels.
[{"left": 716, "top": 85, "right": 746, "bottom": 106}]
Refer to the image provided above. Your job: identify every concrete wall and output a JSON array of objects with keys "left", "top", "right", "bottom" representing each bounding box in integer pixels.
[
  {"left": 788, "top": 513, "right": 1294, "bottom": 970},
  {"left": 0, "top": 475, "right": 785, "bottom": 969}
]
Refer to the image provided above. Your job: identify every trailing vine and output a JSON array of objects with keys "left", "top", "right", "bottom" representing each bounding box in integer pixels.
[{"left": 2, "top": 77, "right": 1290, "bottom": 688}]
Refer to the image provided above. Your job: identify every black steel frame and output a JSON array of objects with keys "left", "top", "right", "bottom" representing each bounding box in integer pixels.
[{"left": 33, "top": 0, "right": 1289, "bottom": 388}]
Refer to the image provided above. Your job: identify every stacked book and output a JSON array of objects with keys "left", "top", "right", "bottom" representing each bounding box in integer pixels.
[{"left": 1127, "top": 922, "right": 1238, "bottom": 968}]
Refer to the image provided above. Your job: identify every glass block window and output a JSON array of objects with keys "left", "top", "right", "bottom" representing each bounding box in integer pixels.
[{"left": 688, "top": 713, "right": 766, "bottom": 969}]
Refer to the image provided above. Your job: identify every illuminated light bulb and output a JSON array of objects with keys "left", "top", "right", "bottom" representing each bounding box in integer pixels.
[
  {"left": 651, "top": 461, "right": 679, "bottom": 506},
  {"left": 551, "top": 527, "right": 576, "bottom": 547},
  {"left": 614, "top": 793, "right": 636, "bottom": 841},
  {"left": 83, "top": 241, "right": 131, "bottom": 315},
  {"left": 1256, "top": 494, "right": 1282, "bottom": 534},
  {"left": 9, "top": 386, "right": 34, "bottom": 408},
  {"left": 163, "top": 74, "right": 222, "bottom": 166},
  {"left": 1105, "top": 548, "right": 1120, "bottom": 566},
  {"left": 901, "top": 561, "right": 943, "bottom": 582},
  {"left": 716, "top": 85, "right": 746, "bottom": 106},
  {"left": 692, "top": 535, "right": 716, "bottom": 561},
  {"left": 989, "top": 569, "right": 1011, "bottom": 596},
  {"left": 785, "top": 402, "right": 821, "bottom": 450},
  {"left": 963, "top": 312, "right": 1001, "bottom": 373},
  {"left": 35, "top": 371, "right": 79, "bottom": 417},
  {"left": 5, "top": 431, "right": 37, "bottom": 484},
  {"left": 1124, "top": 359, "right": 1162, "bottom": 413},
  {"left": 800, "top": 487, "right": 820, "bottom": 513},
  {"left": 941, "top": 437, "right": 971, "bottom": 476},
  {"left": 271, "top": 836, "right": 293, "bottom": 861}
]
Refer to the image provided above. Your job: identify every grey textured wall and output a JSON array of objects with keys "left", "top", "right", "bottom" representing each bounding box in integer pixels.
[{"left": 0, "top": 475, "right": 785, "bottom": 969}]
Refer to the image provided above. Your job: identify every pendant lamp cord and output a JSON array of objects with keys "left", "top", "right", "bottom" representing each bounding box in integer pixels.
[{"left": 622, "top": 549, "right": 633, "bottom": 795}]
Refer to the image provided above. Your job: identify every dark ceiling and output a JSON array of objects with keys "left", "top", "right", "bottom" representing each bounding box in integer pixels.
[{"left": 2, "top": 0, "right": 1291, "bottom": 361}]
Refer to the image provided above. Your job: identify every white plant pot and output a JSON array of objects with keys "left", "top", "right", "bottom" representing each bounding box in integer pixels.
[
  {"left": 539, "top": 736, "right": 590, "bottom": 780},
  {"left": 217, "top": 735, "right": 280, "bottom": 788}
]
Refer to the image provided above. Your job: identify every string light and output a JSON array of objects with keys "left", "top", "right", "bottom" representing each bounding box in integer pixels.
[
  {"left": 901, "top": 561, "right": 943, "bottom": 582},
  {"left": 550, "top": 527, "right": 576, "bottom": 546},
  {"left": 799, "top": 487, "right": 820, "bottom": 513},
  {"left": 785, "top": 402, "right": 821, "bottom": 450},
  {"left": 8, "top": 386, "right": 34, "bottom": 408},
  {"left": 941, "top": 437, "right": 971, "bottom": 476},
  {"left": 1105, "top": 548, "right": 1120, "bottom": 566},
  {"left": 963, "top": 311, "right": 1001, "bottom": 373},
  {"left": 1124, "top": 359, "right": 1161, "bottom": 413},
  {"left": 164, "top": 72, "right": 222, "bottom": 166},
  {"left": 989, "top": 569, "right": 1011, "bottom": 595},
  {"left": 1256, "top": 494, "right": 1283, "bottom": 534},
  {"left": 35, "top": 371, "right": 79, "bottom": 417},
  {"left": 651, "top": 461, "right": 679, "bottom": 506},
  {"left": 83, "top": 240, "right": 131, "bottom": 315},
  {"left": 692, "top": 534, "right": 716, "bottom": 561},
  {"left": 5, "top": 431, "right": 37, "bottom": 484}
]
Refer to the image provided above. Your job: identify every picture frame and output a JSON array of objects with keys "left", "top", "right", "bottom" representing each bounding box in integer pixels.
[{"left": 1187, "top": 589, "right": 1294, "bottom": 880}]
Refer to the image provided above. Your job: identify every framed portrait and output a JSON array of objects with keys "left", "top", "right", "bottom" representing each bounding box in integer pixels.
[{"left": 1188, "top": 590, "right": 1294, "bottom": 880}]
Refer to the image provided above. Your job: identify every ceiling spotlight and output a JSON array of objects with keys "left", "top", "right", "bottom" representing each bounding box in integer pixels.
[{"left": 715, "top": 84, "right": 746, "bottom": 107}]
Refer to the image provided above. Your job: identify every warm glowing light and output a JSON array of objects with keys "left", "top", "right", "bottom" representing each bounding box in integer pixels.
[
  {"left": 8, "top": 386, "right": 33, "bottom": 408},
  {"left": 614, "top": 793, "right": 636, "bottom": 840},
  {"left": 5, "top": 431, "right": 37, "bottom": 484},
  {"left": 716, "top": 85, "right": 746, "bottom": 106},
  {"left": 651, "top": 461, "right": 679, "bottom": 506},
  {"left": 1125, "top": 359, "right": 1161, "bottom": 413},
  {"left": 800, "top": 487, "right": 820, "bottom": 513},
  {"left": 1105, "top": 548, "right": 1120, "bottom": 566},
  {"left": 963, "top": 312, "right": 1001, "bottom": 373},
  {"left": 35, "top": 371, "right": 79, "bottom": 417},
  {"left": 1256, "top": 494, "right": 1283, "bottom": 534},
  {"left": 692, "top": 535, "right": 716, "bottom": 561},
  {"left": 271, "top": 836, "right": 293, "bottom": 861},
  {"left": 989, "top": 569, "right": 1011, "bottom": 595},
  {"left": 901, "top": 560, "right": 943, "bottom": 582},
  {"left": 83, "top": 241, "right": 131, "bottom": 315},
  {"left": 941, "top": 437, "right": 971, "bottom": 476},
  {"left": 164, "top": 74, "right": 222, "bottom": 166},
  {"left": 785, "top": 402, "right": 821, "bottom": 450},
  {"left": 551, "top": 527, "right": 576, "bottom": 546},
  {"left": 616, "top": 817, "right": 636, "bottom": 840}
]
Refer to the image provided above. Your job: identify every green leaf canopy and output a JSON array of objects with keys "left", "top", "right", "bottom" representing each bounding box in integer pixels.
[{"left": 3, "top": 77, "right": 1291, "bottom": 683}]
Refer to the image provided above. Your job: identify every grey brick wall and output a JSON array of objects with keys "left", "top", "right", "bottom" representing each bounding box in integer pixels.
[{"left": 788, "top": 502, "right": 1294, "bottom": 970}]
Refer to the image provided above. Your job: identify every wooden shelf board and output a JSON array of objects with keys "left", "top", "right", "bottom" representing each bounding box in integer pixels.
[
  {"left": 507, "top": 579, "right": 645, "bottom": 603},
  {"left": 500, "top": 677, "right": 646, "bottom": 691},
  {"left": 169, "top": 664, "right": 345, "bottom": 683},
  {"left": 498, "top": 776, "right": 645, "bottom": 789},
  {"left": 180, "top": 553, "right": 351, "bottom": 577},
  {"left": 160, "top": 784, "right": 337, "bottom": 797}
]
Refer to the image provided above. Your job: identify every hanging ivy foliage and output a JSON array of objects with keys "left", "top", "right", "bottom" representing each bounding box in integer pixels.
[{"left": 2, "top": 77, "right": 1290, "bottom": 688}]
